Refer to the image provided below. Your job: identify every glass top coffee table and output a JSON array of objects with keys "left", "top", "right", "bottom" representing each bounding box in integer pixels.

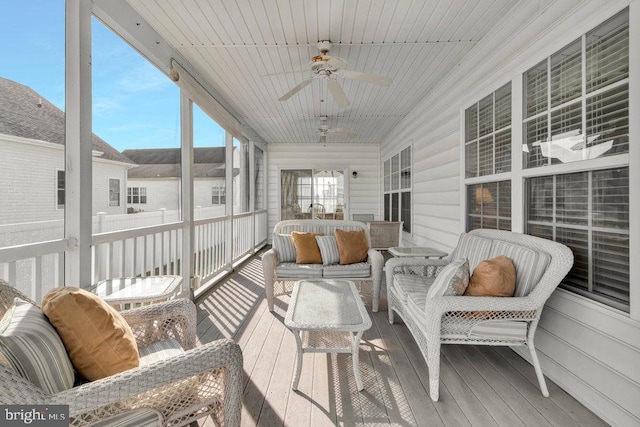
[
  {"left": 389, "top": 246, "right": 448, "bottom": 259},
  {"left": 285, "top": 279, "right": 372, "bottom": 391},
  {"left": 92, "top": 275, "right": 183, "bottom": 310}
]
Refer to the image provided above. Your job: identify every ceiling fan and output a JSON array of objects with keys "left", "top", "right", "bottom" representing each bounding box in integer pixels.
[
  {"left": 278, "top": 41, "right": 392, "bottom": 108},
  {"left": 317, "top": 116, "right": 355, "bottom": 144}
]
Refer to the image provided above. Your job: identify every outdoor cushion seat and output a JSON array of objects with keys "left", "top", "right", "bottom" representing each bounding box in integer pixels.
[
  {"left": 393, "top": 274, "right": 434, "bottom": 304},
  {"left": 138, "top": 339, "right": 184, "bottom": 366},
  {"left": 275, "top": 263, "right": 323, "bottom": 278},
  {"left": 323, "top": 262, "right": 370, "bottom": 278},
  {"left": 91, "top": 408, "right": 163, "bottom": 427},
  {"left": 385, "top": 229, "right": 573, "bottom": 402}
]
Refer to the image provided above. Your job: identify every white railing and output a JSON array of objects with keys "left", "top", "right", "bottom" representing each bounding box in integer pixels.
[
  {"left": 232, "top": 212, "right": 253, "bottom": 261},
  {"left": 0, "top": 238, "right": 73, "bottom": 302},
  {"left": 0, "top": 209, "right": 269, "bottom": 301},
  {"left": 92, "top": 222, "right": 184, "bottom": 283},
  {"left": 255, "top": 209, "right": 268, "bottom": 247},
  {"left": 193, "top": 216, "right": 227, "bottom": 285}
]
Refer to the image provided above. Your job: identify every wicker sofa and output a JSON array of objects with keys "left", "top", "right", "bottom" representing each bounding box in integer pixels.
[
  {"left": 262, "top": 219, "right": 384, "bottom": 311},
  {"left": 385, "top": 229, "right": 573, "bottom": 401}
]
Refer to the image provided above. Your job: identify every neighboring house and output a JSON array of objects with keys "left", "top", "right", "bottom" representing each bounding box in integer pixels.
[
  {"left": 122, "top": 147, "right": 237, "bottom": 214},
  {"left": 0, "top": 77, "right": 135, "bottom": 226}
]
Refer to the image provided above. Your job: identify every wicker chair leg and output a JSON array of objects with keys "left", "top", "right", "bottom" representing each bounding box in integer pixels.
[
  {"left": 527, "top": 335, "right": 549, "bottom": 397},
  {"left": 388, "top": 305, "right": 395, "bottom": 324},
  {"left": 266, "top": 280, "right": 275, "bottom": 312},
  {"left": 426, "top": 340, "right": 441, "bottom": 401}
]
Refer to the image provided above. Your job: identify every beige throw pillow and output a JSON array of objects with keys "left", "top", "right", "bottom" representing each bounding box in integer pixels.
[
  {"left": 42, "top": 287, "right": 140, "bottom": 381},
  {"left": 291, "top": 232, "right": 324, "bottom": 264},
  {"left": 465, "top": 256, "right": 516, "bottom": 297},
  {"left": 334, "top": 229, "right": 369, "bottom": 265}
]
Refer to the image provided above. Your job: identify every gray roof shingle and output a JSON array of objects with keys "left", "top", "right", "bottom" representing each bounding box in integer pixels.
[
  {"left": 0, "top": 77, "right": 134, "bottom": 164},
  {"left": 123, "top": 147, "right": 233, "bottom": 178}
]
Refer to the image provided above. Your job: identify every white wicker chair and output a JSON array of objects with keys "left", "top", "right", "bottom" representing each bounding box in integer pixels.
[
  {"left": 0, "top": 280, "right": 243, "bottom": 426},
  {"left": 385, "top": 229, "right": 573, "bottom": 401}
]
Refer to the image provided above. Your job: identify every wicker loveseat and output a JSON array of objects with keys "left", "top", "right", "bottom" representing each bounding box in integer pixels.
[
  {"left": 385, "top": 229, "right": 573, "bottom": 401},
  {"left": 262, "top": 219, "right": 384, "bottom": 311},
  {"left": 0, "top": 280, "right": 243, "bottom": 426}
]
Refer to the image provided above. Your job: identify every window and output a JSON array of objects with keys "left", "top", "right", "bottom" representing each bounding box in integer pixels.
[
  {"left": 467, "top": 181, "right": 511, "bottom": 231},
  {"left": 383, "top": 146, "right": 411, "bottom": 232},
  {"left": 56, "top": 170, "right": 65, "bottom": 209},
  {"left": 526, "top": 168, "right": 629, "bottom": 310},
  {"left": 523, "top": 10, "right": 629, "bottom": 167},
  {"left": 464, "top": 83, "right": 512, "bottom": 231},
  {"left": 109, "top": 178, "right": 120, "bottom": 207},
  {"left": 523, "top": 9, "right": 629, "bottom": 311},
  {"left": 212, "top": 185, "right": 226, "bottom": 205},
  {"left": 127, "top": 187, "right": 147, "bottom": 204},
  {"left": 465, "top": 83, "right": 512, "bottom": 178}
]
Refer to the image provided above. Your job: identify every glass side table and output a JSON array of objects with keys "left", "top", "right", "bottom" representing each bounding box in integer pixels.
[
  {"left": 92, "top": 275, "right": 183, "bottom": 310},
  {"left": 388, "top": 246, "right": 448, "bottom": 259}
]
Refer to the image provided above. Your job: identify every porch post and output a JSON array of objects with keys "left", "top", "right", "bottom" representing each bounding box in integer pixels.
[
  {"left": 64, "top": 0, "right": 92, "bottom": 288},
  {"left": 249, "top": 140, "right": 256, "bottom": 253},
  {"left": 180, "top": 93, "right": 195, "bottom": 299},
  {"left": 225, "top": 131, "right": 233, "bottom": 269}
]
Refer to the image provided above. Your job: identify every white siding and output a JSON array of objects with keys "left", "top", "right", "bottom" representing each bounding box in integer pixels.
[
  {"left": 126, "top": 178, "right": 181, "bottom": 213},
  {"left": 0, "top": 137, "right": 129, "bottom": 225},
  {"left": 92, "top": 160, "right": 128, "bottom": 216},
  {"left": 380, "top": 1, "right": 639, "bottom": 425},
  {"left": 266, "top": 143, "right": 379, "bottom": 239}
]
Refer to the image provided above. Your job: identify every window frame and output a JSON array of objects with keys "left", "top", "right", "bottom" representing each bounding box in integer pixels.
[
  {"left": 109, "top": 178, "right": 121, "bottom": 207},
  {"left": 462, "top": 82, "right": 514, "bottom": 232},
  {"left": 127, "top": 186, "right": 147, "bottom": 205},
  {"left": 56, "top": 169, "right": 65, "bottom": 210},
  {"left": 383, "top": 145, "right": 412, "bottom": 233}
]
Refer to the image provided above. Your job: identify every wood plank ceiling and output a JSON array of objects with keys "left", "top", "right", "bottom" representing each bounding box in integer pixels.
[{"left": 126, "top": 0, "right": 520, "bottom": 144}]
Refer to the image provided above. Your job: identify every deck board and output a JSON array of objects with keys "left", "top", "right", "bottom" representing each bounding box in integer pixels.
[{"left": 195, "top": 255, "right": 606, "bottom": 427}]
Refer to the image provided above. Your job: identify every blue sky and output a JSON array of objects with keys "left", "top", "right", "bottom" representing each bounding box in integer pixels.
[{"left": 1, "top": 1, "right": 225, "bottom": 151}]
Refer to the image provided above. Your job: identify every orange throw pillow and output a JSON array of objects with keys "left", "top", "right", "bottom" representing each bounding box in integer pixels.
[
  {"left": 465, "top": 256, "right": 516, "bottom": 297},
  {"left": 291, "top": 232, "right": 324, "bottom": 264},
  {"left": 42, "top": 287, "right": 140, "bottom": 381},
  {"left": 334, "top": 229, "right": 369, "bottom": 265}
]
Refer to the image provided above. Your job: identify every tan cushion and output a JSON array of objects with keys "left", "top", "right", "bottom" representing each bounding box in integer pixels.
[
  {"left": 42, "top": 287, "right": 139, "bottom": 381},
  {"left": 334, "top": 229, "right": 369, "bottom": 265},
  {"left": 465, "top": 256, "right": 516, "bottom": 297},
  {"left": 291, "top": 232, "right": 324, "bottom": 264}
]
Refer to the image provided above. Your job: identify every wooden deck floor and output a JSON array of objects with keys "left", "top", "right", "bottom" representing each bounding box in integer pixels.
[{"left": 195, "top": 255, "right": 606, "bottom": 427}]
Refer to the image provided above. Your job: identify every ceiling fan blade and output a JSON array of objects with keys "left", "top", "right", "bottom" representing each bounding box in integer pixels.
[
  {"left": 341, "top": 70, "right": 392, "bottom": 86},
  {"left": 327, "top": 80, "right": 350, "bottom": 108},
  {"left": 278, "top": 78, "right": 313, "bottom": 101}
]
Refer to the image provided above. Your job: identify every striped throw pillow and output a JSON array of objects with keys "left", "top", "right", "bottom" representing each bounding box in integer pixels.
[
  {"left": 0, "top": 298, "right": 75, "bottom": 394},
  {"left": 316, "top": 235, "right": 340, "bottom": 266},
  {"left": 273, "top": 234, "right": 296, "bottom": 262}
]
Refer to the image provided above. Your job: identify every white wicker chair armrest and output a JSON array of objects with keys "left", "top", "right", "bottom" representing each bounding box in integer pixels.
[
  {"left": 262, "top": 248, "right": 278, "bottom": 266},
  {"left": 53, "top": 338, "right": 243, "bottom": 425},
  {"left": 0, "top": 363, "right": 50, "bottom": 404},
  {"left": 367, "top": 248, "right": 384, "bottom": 270},
  {"left": 120, "top": 298, "right": 197, "bottom": 350},
  {"left": 424, "top": 295, "right": 539, "bottom": 314}
]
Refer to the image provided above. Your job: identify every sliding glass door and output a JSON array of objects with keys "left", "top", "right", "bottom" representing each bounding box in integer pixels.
[{"left": 280, "top": 169, "right": 346, "bottom": 220}]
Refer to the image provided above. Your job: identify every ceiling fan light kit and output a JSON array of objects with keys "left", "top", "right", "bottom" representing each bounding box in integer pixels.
[{"left": 277, "top": 40, "right": 393, "bottom": 108}]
